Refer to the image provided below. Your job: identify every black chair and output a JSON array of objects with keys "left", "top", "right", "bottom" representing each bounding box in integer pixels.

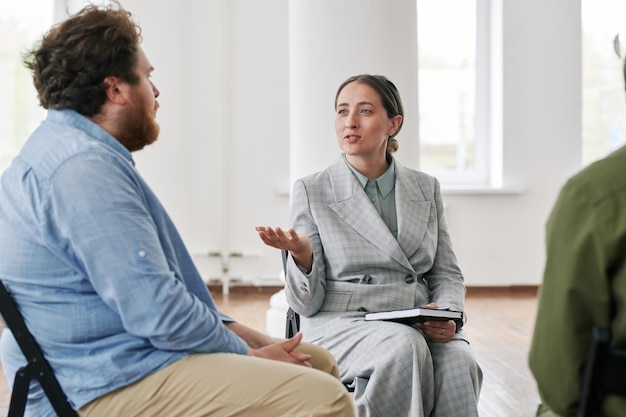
[
  {"left": 285, "top": 306, "right": 300, "bottom": 339},
  {"left": 577, "top": 326, "right": 626, "bottom": 417},
  {"left": 0, "top": 280, "right": 78, "bottom": 417},
  {"left": 282, "top": 250, "right": 301, "bottom": 339}
]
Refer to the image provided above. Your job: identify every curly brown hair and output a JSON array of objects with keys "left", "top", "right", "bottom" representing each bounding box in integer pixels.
[{"left": 24, "top": 1, "right": 142, "bottom": 116}]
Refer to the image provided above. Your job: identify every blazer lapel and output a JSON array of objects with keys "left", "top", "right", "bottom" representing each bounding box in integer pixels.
[
  {"left": 395, "top": 162, "right": 433, "bottom": 259},
  {"left": 327, "top": 156, "right": 414, "bottom": 271}
]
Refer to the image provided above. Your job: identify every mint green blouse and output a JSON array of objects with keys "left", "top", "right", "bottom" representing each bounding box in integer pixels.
[{"left": 342, "top": 153, "right": 398, "bottom": 238}]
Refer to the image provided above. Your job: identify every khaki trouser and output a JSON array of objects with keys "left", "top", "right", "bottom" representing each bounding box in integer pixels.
[{"left": 79, "top": 343, "right": 355, "bottom": 417}]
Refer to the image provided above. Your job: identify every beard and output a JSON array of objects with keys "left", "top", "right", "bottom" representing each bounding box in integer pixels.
[{"left": 117, "top": 97, "right": 160, "bottom": 153}]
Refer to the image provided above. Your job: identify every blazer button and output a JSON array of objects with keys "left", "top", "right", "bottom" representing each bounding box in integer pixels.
[{"left": 405, "top": 276, "right": 416, "bottom": 284}]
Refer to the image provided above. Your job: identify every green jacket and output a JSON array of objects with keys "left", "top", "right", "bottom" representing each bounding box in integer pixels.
[{"left": 529, "top": 146, "right": 626, "bottom": 417}]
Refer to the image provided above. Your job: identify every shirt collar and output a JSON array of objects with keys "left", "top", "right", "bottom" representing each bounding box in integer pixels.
[
  {"left": 47, "top": 109, "right": 135, "bottom": 165},
  {"left": 342, "top": 153, "right": 396, "bottom": 198}
]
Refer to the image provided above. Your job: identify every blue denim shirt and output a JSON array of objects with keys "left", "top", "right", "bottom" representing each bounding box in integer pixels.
[{"left": 0, "top": 109, "right": 248, "bottom": 416}]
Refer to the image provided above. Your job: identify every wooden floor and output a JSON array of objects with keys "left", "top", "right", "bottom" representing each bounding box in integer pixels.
[{"left": 0, "top": 287, "right": 541, "bottom": 416}]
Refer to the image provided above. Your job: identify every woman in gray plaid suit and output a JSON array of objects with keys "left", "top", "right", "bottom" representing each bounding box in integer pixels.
[{"left": 257, "top": 74, "right": 482, "bottom": 417}]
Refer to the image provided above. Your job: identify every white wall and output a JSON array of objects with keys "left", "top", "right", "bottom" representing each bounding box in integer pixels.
[
  {"left": 444, "top": 0, "right": 582, "bottom": 286},
  {"left": 118, "top": 0, "right": 582, "bottom": 287},
  {"left": 288, "top": 0, "right": 419, "bottom": 185}
]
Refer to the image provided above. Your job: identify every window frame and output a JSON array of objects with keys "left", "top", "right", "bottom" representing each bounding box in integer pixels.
[
  {"left": 0, "top": 0, "right": 71, "bottom": 174},
  {"left": 417, "top": 0, "right": 503, "bottom": 189}
]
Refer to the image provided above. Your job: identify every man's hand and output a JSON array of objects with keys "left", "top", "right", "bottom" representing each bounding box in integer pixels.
[
  {"left": 225, "top": 321, "right": 275, "bottom": 349},
  {"left": 248, "top": 332, "right": 312, "bottom": 367}
]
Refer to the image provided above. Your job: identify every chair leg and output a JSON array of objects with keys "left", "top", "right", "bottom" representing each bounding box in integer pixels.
[{"left": 8, "top": 367, "right": 30, "bottom": 417}]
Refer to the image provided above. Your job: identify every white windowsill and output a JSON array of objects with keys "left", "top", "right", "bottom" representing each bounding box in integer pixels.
[
  {"left": 276, "top": 184, "right": 525, "bottom": 197},
  {"left": 441, "top": 185, "right": 525, "bottom": 195}
]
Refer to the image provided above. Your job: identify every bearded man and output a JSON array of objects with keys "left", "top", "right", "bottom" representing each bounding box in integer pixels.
[{"left": 0, "top": 3, "right": 354, "bottom": 417}]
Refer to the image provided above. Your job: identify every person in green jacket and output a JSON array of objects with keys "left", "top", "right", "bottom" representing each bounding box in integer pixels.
[{"left": 529, "top": 33, "right": 626, "bottom": 417}]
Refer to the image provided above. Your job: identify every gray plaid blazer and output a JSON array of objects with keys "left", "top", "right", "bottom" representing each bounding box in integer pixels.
[{"left": 284, "top": 154, "right": 467, "bottom": 334}]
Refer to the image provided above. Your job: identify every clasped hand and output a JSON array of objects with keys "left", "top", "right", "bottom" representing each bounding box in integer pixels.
[{"left": 248, "top": 332, "right": 312, "bottom": 367}]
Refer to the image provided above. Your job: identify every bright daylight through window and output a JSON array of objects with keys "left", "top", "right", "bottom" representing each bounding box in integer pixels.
[
  {"left": 0, "top": 1, "right": 52, "bottom": 173},
  {"left": 417, "top": 0, "right": 500, "bottom": 188},
  {"left": 4, "top": 1, "right": 503, "bottom": 185},
  {"left": 582, "top": 0, "right": 626, "bottom": 166}
]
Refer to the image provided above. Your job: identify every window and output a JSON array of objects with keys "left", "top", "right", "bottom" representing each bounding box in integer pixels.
[
  {"left": 417, "top": 0, "right": 501, "bottom": 188},
  {"left": 581, "top": 0, "right": 626, "bottom": 166},
  {"left": 0, "top": 1, "right": 54, "bottom": 172}
]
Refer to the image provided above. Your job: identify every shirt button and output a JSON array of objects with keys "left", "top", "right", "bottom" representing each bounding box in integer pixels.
[
  {"left": 138, "top": 250, "right": 146, "bottom": 257},
  {"left": 405, "top": 275, "right": 415, "bottom": 284}
]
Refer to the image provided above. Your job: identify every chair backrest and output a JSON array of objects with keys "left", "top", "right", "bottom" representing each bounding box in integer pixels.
[
  {"left": 577, "top": 327, "right": 626, "bottom": 417},
  {"left": 0, "top": 280, "right": 78, "bottom": 417},
  {"left": 285, "top": 306, "right": 300, "bottom": 339},
  {"left": 282, "top": 250, "right": 300, "bottom": 339}
]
